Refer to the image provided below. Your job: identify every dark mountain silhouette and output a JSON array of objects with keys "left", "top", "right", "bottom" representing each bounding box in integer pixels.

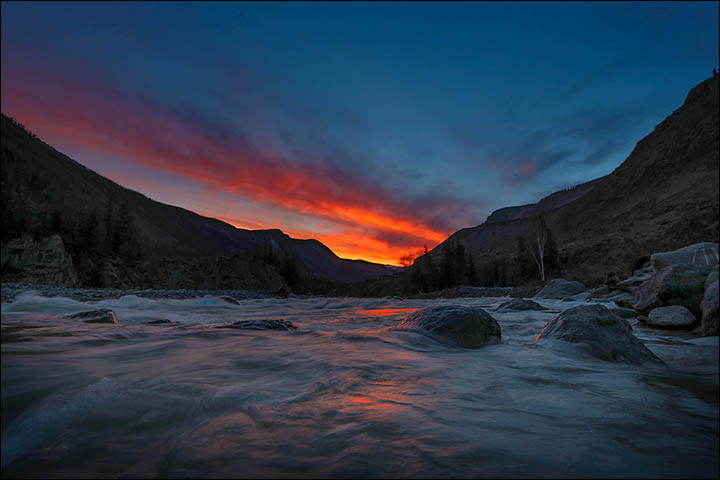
[
  {"left": 419, "top": 72, "right": 719, "bottom": 288},
  {"left": 0, "top": 113, "right": 393, "bottom": 289}
]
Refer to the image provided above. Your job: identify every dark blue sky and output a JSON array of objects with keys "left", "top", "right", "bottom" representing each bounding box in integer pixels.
[{"left": 2, "top": 1, "right": 718, "bottom": 264}]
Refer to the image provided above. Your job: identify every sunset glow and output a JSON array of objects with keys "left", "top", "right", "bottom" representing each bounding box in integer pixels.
[{"left": 2, "top": 2, "right": 716, "bottom": 265}]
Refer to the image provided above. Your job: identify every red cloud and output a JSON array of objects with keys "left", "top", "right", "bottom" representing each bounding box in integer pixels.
[{"left": 1, "top": 64, "right": 457, "bottom": 265}]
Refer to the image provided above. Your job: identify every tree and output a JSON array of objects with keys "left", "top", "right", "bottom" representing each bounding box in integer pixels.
[
  {"left": 515, "top": 235, "right": 534, "bottom": 280},
  {"left": 113, "top": 202, "right": 132, "bottom": 254},
  {"left": 467, "top": 252, "right": 476, "bottom": 285},
  {"left": 399, "top": 247, "right": 426, "bottom": 268},
  {"left": 81, "top": 209, "right": 99, "bottom": 251},
  {"left": 399, "top": 252, "right": 415, "bottom": 268},
  {"left": 528, "top": 216, "right": 554, "bottom": 281}
]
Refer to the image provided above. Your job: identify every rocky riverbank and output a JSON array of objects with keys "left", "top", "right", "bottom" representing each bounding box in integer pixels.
[{"left": 0, "top": 282, "right": 274, "bottom": 304}]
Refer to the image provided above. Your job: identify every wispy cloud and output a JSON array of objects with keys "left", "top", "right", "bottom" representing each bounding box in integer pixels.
[{"left": 1, "top": 59, "right": 483, "bottom": 265}]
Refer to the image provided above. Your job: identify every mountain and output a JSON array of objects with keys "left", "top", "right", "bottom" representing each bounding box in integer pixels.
[
  {"left": 412, "top": 72, "right": 719, "bottom": 289},
  {"left": 0, "top": 113, "right": 393, "bottom": 289}
]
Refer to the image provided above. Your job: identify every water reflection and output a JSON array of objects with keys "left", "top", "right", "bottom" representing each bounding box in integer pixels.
[{"left": 1, "top": 294, "right": 717, "bottom": 478}]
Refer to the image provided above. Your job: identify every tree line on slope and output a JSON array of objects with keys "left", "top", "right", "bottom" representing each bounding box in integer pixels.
[{"left": 407, "top": 216, "right": 562, "bottom": 293}]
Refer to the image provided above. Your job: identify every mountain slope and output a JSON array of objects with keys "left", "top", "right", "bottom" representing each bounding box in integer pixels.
[
  {"left": 0, "top": 113, "right": 393, "bottom": 287},
  {"left": 425, "top": 72, "right": 719, "bottom": 286}
]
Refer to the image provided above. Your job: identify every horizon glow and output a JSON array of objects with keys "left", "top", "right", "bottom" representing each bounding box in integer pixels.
[{"left": 1, "top": 1, "right": 718, "bottom": 265}]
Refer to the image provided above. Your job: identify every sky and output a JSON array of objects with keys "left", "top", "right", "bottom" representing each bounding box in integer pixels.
[{"left": 1, "top": 1, "right": 718, "bottom": 265}]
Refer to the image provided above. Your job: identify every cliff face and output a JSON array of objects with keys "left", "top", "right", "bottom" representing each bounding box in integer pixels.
[
  {"left": 429, "top": 73, "right": 719, "bottom": 286},
  {"left": 1, "top": 235, "right": 78, "bottom": 287},
  {"left": 0, "top": 114, "right": 393, "bottom": 288}
]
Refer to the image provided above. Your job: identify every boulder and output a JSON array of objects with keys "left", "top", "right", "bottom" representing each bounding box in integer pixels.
[
  {"left": 633, "top": 266, "right": 654, "bottom": 277},
  {"left": 397, "top": 305, "right": 501, "bottom": 349},
  {"left": 64, "top": 309, "right": 118, "bottom": 324},
  {"left": 219, "top": 295, "right": 241, "bottom": 305},
  {"left": 650, "top": 242, "right": 719, "bottom": 270},
  {"left": 606, "top": 292, "right": 636, "bottom": 308},
  {"left": 533, "top": 304, "right": 663, "bottom": 365},
  {"left": 609, "top": 307, "right": 638, "bottom": 319},
  {"left": 533, "top": 278, "right": 586, "bottom": 300},
  {"left": 146, "top": 319, "right": 175, "bottom": 325},
  {"left": 646, "top": 305, "right": 698, "bottom": 329},
  {"left": 705, "top": 266, "right": 718, "bottom": 290},
  {"left": 496, "top": 298, "right": 547, "bottom": 312},
  {"left": 617, "top": 273, "right": 653, "bottom": 290},
  {"left": 562, "top": 292, "right": 591, "bottom": 302},
  {"left": 216, "top": 319, "right": 297, "bottom": 330},
  {"left": 603, "top": 290, "right": 623, "bottom": 299},
  {"left": 700, "top": 280, "right": 719, "bottom": 336},
  {"left": 590, "top": 285, "right": 610, "bottom": 298},
  {"left": 0, "top": 234, "right": 78, "bottom": 287},
  {"left": 633, "top": 265, "right": 714, "bottom": 316}
]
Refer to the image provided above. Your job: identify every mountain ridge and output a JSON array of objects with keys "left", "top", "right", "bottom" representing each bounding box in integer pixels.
[
  {"left": 0, "top": 113, "right": 394, "bottom": 288},
  {"left": 424, "top": 71, "right": 719, "bottom": 286}
]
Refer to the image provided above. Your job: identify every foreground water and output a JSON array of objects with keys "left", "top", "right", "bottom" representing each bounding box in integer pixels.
[{"left": 1, "top": 292, "right": 718, "bottom": 478}]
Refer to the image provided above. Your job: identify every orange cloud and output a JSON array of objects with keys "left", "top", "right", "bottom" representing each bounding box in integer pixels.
[{"left": 1, "top": 66, "right": 458, "bottom": 265}]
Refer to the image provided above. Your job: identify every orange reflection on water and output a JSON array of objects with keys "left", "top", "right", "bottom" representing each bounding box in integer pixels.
[
  {"left": 350, "top": 396, "right": 397, "bottom": 410},
  {"left": 355, "top": 308, "right": 417, "bottom": 317},
  {"left": 352, "top": 397, "right": 373, "bottom": 403}
]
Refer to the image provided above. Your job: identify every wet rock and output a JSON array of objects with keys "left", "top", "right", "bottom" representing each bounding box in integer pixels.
[
  {"left": 219, "top": 295, "right": 241, "bottom": 305},
  {"left": 617, "top": 273, "right": 653, "bottom": 290},
  {"left": 533, "top": 278, "right": 586, "bottom": 300},
  {"left": 562, "top": 292, "right": 591, "bottom": 302},
  {"left": 647, "top": 305, "right": 698, "bottom": 329},
  {"left": 590, "top": 285, "right": 610, "bottom": 298},
  {"left": 609, "top": 307, "right": 638, "bottom": 319},
  {"left": 63, "top": 309, "right": 118, "bottom": 324},
  {"left": 700, "top": 280, "right": 719, "bottom": 336},
  {"left": 275, "top": 285, "right": 291, "bottom": 298},
  {"left": 633, "top": 265, "right": 714, "bottom": 316},
  {"left": 496, "top": 298, "right": 547, "bottom": 312},
  {"left": 705, "top": 266, "right": 718, "bottom": 290},
  {"left": 533, "top": 304, "right": 663, "bottom": 365},
  {"left": 397, "top": 305, "right": 501, "bottom": 349},
  {"left": 216, "top": 319, "right": 297, "bottom": 330},
  {"left": 607, "top": 292, "right": 636, "bottom": 308},
  {"left": 650, "top": 242, "right": 719, "bottom": 270},
  {"left": 603, "top": 289, "right": 623, "bottom": 299},
  {"left": 633, "top": 266, "right": 654, "bottom": 277},
  {"left": 146, "top": 319, "right": 174, "bottom": 325}
]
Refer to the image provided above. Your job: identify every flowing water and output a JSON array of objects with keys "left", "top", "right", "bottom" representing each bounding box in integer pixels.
[{"left": 1, "top": 291, "right": 718, "bottom": 478}]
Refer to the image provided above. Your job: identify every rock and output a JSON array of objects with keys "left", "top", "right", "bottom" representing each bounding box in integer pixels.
[
  {"left": 700, "top": 280, "right": 719, "bottom": 336},
  {"left": 617, "top": 273, "right": 653, "bottom": 289},
  {"left": 64, "top": 309, "right": 118, "bottom": 324},
  {"left": 590, "top": 285, "right": 610, "bottom": 298},
  {"left": 647, "top": 305, "right": 698, "bottom": 329},
  {"left": 609, "top": 307, "right": 638, "bottom": 319},
  {"left": 410, "top": 286, "right": 513, "bottom": 299},
  {"left": 607, "top": 292, "right": 636, "bottom": 308},
  {"left": 533, "top": 304, "right": 663, "bottom": 365},
  {"left": 633, "top": 266, "right": 654, "bottom": 277},
  {"left": 397, "top": 305, "right": 501, "bottom": 349},
  {"left": 533, "top": 278, "right": 586, "bottom": 300},
  {"left": 633, "top": 265, "right": 714, "bottom": 316},
  {"left": 146, "top": 319, "right": 174, "bottom": 325},
  {"left": 0, "top": 234, "right": 78, "bottom": 287},
  {"left": 216, "top": 319, "right": 297, "bottom": 330},
  {"left": 562, "top": 292, "right": 591, "bottom": 302},
  {"left": 219, "top": 295, "right": 241, "bottom": 305},
  {"left": 603, "top": 290, "right": 623, "bottom": 299},
  {"left": 496, "top": 298, "right": 547, "bottom": 312},
  {"left": 650, "top": 242, "right": 719, "bottom": 270},
  {"left": 705, "top": 266, "right": 718, "bottom": 290}
]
